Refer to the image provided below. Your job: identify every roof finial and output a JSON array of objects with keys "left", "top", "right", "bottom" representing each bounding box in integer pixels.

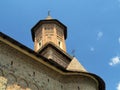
[
  {"left": 71, "top": 49, "right": 76, "bottom": 57},
  {"left": 48, "top": 10, "right": 50, "bottom": 16},
  {"left": 46, "top": 10, "right": 52, "bottom": 20}
]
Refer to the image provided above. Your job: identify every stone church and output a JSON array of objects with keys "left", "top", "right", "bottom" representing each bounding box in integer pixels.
[{"left": 0, "top": 15, "right": 105, "bottom": 90}]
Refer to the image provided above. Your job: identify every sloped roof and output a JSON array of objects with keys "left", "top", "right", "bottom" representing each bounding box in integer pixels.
[
  {"left": 66, "top": 57, "right": 87, "bottom": 72},
  {"left": 37, "top": 42, "right": 73, "bottom": 61}
]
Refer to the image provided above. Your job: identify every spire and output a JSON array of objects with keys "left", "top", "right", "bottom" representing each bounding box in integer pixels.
[
  {"left": 46, "top": 11, "right": 52, "bottom": 20},
  {"left": 32, "top": 12, "right": 67, "bottom": 52}
]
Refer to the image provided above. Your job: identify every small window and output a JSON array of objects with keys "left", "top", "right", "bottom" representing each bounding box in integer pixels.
[
  {"left": 48, "top": 79, "right": 49, "bottom": 82},
  {"left": 39, "top": 42, "right": 41, "bottom": 47},
  {"left": 57, "top": 40, "right": 63, "bottom": 49},
  {"left": 58, "top": 41, "right": 61, "bottom": 46},
  {"left": 11, "top": 61, "right": 13, "bottom": 66},
  {"left": 61, "top": 85, "right": 63, "bottom": 89},
  {"left": 38, "top": 40, "right": 42, "bottom": 48},
  {"left": 33, "top": 72, "right": 35, "bottom": 76}
]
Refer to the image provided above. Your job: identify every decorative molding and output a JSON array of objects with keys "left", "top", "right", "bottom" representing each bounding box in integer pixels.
[
  {"left": 29, "top": 83, "right": 39, "bottom": 90},
  {"left": 0, "top": 69, "right": 4, "bottom": 76},
  {"left": 5, "top": 73, "right": 17, "bottom": 84},
  {"left": 17, "top": 78, "right": 28, "bottom": 88}
]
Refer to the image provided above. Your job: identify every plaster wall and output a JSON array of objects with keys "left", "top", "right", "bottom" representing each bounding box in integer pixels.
[
  {"left": 0, "top": 41, "right": 98, "bottom": 90},
  {"left": 63, "top": 76, "right": 97, "bottom": 90},
  {"left": 0, "top": 41, "right": 63, "bottom": 90}
]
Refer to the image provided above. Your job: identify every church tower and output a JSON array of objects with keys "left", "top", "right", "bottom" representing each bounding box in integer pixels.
[
  {"left": 0, "top": 13, "right": 105, "bottom": 90},
  {"left": 31, "top": 14, "right": 87, "bottom": 70},
  {"left": 31, "top": 14, "right": 67, "bottom": 52}
]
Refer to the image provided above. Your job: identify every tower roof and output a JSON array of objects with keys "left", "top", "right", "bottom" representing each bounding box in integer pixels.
[
  {"left": 45, "top": 13, "right": 52, "bottom": 20},
  {"left": 31, "top": 18, "right": 67, "bottom": 42},
  {"left": 45, "top": 11, "right": 53, "bottom": 20},
  {"left": 45, "top": 15, "right": 52, "bottom": 20}
]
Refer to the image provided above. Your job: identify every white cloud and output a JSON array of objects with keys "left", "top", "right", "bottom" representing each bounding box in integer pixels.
[
  {"left": 97, "top": 31, "right": 103, "bottom": 40},
  {"left": 118, "top": 0, "right": 120, "bottom": 7},
  {"left": 90, "top": 47, "right": 95, "bottom": 52},
  {"left": 117, "top": 82, "right": 120, "bottom": 90},
  {"left": 118, "top": 37, "right": 120, "bottom": 44},
  {"left": 109, "top": 56, "right": 120, "bottom": 66}
]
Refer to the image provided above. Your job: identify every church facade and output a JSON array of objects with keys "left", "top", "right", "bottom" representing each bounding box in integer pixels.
[{"left": 0, "top": 15, "right": 105, "bottom": 90}]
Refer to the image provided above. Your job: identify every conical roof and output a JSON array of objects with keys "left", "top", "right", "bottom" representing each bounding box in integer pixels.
[{"left": 66, "top": 57, "right": 87, "bottom": 72}]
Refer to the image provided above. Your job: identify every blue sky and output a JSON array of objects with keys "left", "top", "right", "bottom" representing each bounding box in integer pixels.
[{"left": 0, "top": 0, "right": 120, "bottom": 90}]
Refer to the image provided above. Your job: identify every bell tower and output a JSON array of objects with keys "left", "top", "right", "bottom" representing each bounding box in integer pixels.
[{"left": 31, "top": 14, "right": 67, "bottom": 52}]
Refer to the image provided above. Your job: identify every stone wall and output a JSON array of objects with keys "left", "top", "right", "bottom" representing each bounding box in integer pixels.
[
  {"left": 63, "top": 75, "right": 97, "bottom": 90},
  {"left": 0, "top": 41, "right": 63, "bottom": 90},
  {"left": 0, "top": 41, "right": 98, "bottom": 90}
]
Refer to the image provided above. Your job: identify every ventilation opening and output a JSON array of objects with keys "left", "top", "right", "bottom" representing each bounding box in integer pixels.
[
  {"left": 78, "top": 86, "right": 80, "bottom": 90},
  {"left": 11, "top": 61, "right": 13, "bottom": 66},
  {"left": 58, "top": 40, "right": 63, "bottom": 49},
  {"left": 48, "top": 79, "right": 49, "bottom": 82},
  {"left": 33, "top": 72, "right": 35, "bottom": 76}
]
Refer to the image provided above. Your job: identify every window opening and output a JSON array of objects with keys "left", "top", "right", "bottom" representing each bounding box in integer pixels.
[
  {"left": 39, "top": 42, "right": 41, "bottom": 47},
  {"left": 38, "top": 40, "right": 42, "bottom": 48},
  {"left": 58, "top": 40, "right": 63, "bottom": 49},
  {"left": 78, "top": 86, "right": 80, "bottom": 90},
  {"left": 33, "top": 72, "right": 35, "bottom": 76},
  {"left": 61, "top": 85, "right": 63, "bottom": 89},
  {"left": 11, "top": 61, "right": 13, "bottom": 66},
  {"left": 58, "top": 41, "right": 61, "bottom": 46},
  {"left": 48, "top": 79, "right": 49, "bottom": 82}
]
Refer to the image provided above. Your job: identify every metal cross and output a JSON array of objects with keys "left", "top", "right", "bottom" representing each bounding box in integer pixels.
[{"left": 48, "top": 11, "right": 51, "bottom": 16}]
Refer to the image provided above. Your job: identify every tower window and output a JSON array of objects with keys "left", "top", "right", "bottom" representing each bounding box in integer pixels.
[
  {"left": 57, "top": 40, "right": 63, "bottom": 49},
  {"left": 39, "top": 42, "right": 41, "bottom": 46},
  {"left": 38, "top": 40, "right": 42, "bottom": 48},
  {"left": 58, "top": 41, "right": 61, "bottom": 46}
]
